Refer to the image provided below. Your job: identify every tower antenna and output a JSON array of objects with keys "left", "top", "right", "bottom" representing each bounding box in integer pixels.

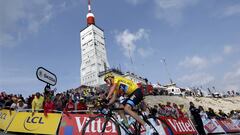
[{"left": 88, "top": 0, "right": 91, "bottom": 13}]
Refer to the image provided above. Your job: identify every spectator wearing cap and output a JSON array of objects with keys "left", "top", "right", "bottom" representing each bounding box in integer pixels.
[
  {"left": 32, "top": 92, "right": 44, "bottom": 115},
  {"left": 16, "top": 99, "right": 27, "bottom": 111}
]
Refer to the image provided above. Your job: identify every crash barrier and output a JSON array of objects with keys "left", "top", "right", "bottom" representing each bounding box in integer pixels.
[
  {"left": 1, "top": 108, "right": 240, "bottom": 135},
  {"left": 7, "top": 111, "right": 62, "bottom": 134},
  {"left": 0, "top": 109, "right": 16, "bottom": 131},
  {"left": 159, "top": 116, "right": 198, "bottom": 135},
  {"left": 201, "top": 115, "right": 240, "bottom": 134},
  {"left": 59, "top": 114, "right": 199, "bottom": 135}
]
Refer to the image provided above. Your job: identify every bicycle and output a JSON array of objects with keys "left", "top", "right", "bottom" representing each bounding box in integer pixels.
[{"left": 81, "top": 103, "right": 173, "bottom": 135}]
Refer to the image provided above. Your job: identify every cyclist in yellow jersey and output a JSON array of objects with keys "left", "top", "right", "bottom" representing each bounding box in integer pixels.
[{"left": 104, "top": 73, "right": 151, "bottom": 134}]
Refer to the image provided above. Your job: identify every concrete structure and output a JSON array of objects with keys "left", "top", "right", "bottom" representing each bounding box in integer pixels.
[
  {"left": 80, "top": 0, "right": 109, "bottom": 86},
  {"left": 123, "top": 72, "right": 147, "bottom": 85}
]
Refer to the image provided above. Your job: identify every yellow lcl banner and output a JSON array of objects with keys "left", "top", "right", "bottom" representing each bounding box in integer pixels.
[
  {"left": 0, "top": 109, "right": 16, "bottom": 131},
  {"left": 7, "top": 112, "right": 61, "bottom": 135}
]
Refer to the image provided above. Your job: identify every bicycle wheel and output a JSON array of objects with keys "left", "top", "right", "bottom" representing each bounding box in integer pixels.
[{"left": 81, "top": 115, "right": 121, "bottom": 135}]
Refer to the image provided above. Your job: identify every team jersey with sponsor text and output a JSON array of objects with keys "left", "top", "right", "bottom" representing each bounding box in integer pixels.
[{"left": 113, "top": 76, "right": 139, "bottom": 96}]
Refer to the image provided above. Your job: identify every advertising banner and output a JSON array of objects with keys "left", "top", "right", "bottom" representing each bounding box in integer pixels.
[
  {"left": 201, "top": 116, "right": 225, "bottom": 134},
  {"left": 59, "top": 114, "right": 167, "bottom": 135},
  {"left": 232, "top": 119, "right": 240, "bottom": 128},
  {"left": 0, "top": 109, "right": 16, "bottom": 131},
  {"left": 7, "top": 112, "right": 61, "bottom": 135},
  {"left": 217, "top": 119, "right": 240, "bottom": 133},
  {"left": 160, "top": 116, "right": 198, "bottom": 135},
  {"left": 59, "top": 114, "right": 119, "bottom": 135}
]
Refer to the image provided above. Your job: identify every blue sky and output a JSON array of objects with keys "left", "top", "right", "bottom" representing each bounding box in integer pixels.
[{"left": 1, "top": 0, "right": 240, "bottom": 97}]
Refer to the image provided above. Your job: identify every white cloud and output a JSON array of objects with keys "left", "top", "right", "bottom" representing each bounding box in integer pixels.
[
  {"left": 223, "top": 45, "right": 233, "bottom": 54},
  {"left": 178, "top": 73, "right": 214, "bottom": 86},
  {"left": 153, "top": 0, "right": 198, "bottom": 26},
  {"left": 222, "top": 4, "right": 240, "bottom": 17},
  {"left": 137, "top": 47, "right": 154, "bottom": 58},
  {"left": 0, "top": 0, "right": 76, "bottom": 47},
  {"left": 179, "top": 55, "right": 208, "bottom": 70},
  {"left": 223, "top": 66, "right": 240, "bottom": 90},
  {"left": 115, "top": 28, "right": 149, "bottom": 58}
]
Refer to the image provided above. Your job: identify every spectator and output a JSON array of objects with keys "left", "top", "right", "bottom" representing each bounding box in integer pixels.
[
  {"left": 44, "top": 96, "right": 54, "bottom": 117},
  {"left": 189, "top": 102, "right": 206, "bottom": 135},
  {"left": 149, "top": 105, "right": 158, "bottom": 118},
  {"left": 65, "top": 98, "right": 75, "bottom": 111},
  {"left": 165, "top": 102, "right": 176, "bottom": 118},
  {"left": 218, "top": 109, "right": 228, "bottom": 119},
  {"left": 172, "top": 103, "right": 180, "bottom": 118},
  {"left": 158, "top": 103, "right": 166, "bottom": 116},
  {"left": 10, "top": 97, "right": 18, "bottom": 110},
  {"left": 179, "top": 104, "right": 188, "bottom": 117},
  {"left": 77, "top": 97, "right": 87, "bottom": 111},
  {"left": 207, "top": 108, "right": 218, "bottom": 119},
  {"left": 54, "top": 93, "right": 63, "bottom": 111},
  {"left": 16, "top": 99, "right": 28, "bottom": 111},
  {"left": 32, "top": 92, "right": 44, "bottom": 115},
  {"left": 199, "top": 106, "right": 208, "bottom": 120}
]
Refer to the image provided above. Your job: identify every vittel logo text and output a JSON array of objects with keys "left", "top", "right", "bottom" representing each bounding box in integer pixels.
[
  {"left": 167, "top": 119, "right": 196, "bottom": 132},
  {"left": 75, "top": 117, "right": 117, "bottom": 133}
]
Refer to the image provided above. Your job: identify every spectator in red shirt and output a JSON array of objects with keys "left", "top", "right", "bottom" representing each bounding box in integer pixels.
[
  {"left": 44, "top": 96, "right": 54, "bottom": 117},
  {"left": 65, "top": 98, "right": 75, "bottom": 111},
  {"left": 77, "top": 97, "right": 87, "bottom": 112}
]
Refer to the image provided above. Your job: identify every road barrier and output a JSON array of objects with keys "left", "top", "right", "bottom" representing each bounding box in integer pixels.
[{"left": 1, "top": 108, "right": 240, "bottom": 135}]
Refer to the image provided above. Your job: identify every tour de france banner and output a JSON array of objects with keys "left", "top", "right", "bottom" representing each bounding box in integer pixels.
[
  {"left": 7, "top": 112, "right": 61, "bottom": 134},
  {"left": 0, "top": 109, "right": 16, "bottom": 131},
  {"left": 159, "top": 116, "right": 198, "bottom": 135},
  {"left": 217, "top": 118, "right": 240, "bottom": 133}
]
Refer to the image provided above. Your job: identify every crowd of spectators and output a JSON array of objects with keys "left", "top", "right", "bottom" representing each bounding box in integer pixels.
[
  {"left": 1, "top": 87, "right": 240, "bottom": 119},
  {"left": 0, "top": 86, "right": 96, "bottom": 116}
]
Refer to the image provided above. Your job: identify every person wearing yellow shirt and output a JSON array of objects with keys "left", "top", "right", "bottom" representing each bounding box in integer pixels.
[
  {"left": 104, "top": 73, "right": 151, "bottom": 135},
  {"left": 32, "top": 92, "right": 44, "bottom": 116}
]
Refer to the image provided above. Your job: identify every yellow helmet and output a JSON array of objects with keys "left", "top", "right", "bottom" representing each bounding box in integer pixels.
[{"left": 104, "top": 73, "right": 114, "bottom": 81}]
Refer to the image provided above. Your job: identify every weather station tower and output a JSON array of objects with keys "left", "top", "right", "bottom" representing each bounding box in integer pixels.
[{"left": 80, "top": 0, "right": 110, "bottom": 86}]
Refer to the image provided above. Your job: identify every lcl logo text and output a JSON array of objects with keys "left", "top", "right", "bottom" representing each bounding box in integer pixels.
[
  {"left": 0, "top": 112, "right": 7, "bottom": 120},
  {"left": 26, "top": 116, "right": 44, "bottom": 124}
]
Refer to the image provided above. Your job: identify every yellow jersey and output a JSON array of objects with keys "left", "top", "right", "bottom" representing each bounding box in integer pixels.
[{"left": 113, "top": 76, "right": 139, "bottom": 96}]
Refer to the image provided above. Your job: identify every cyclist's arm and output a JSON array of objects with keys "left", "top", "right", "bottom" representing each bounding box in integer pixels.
[
  {"left": 107, "top": 92, "right": 117, "bottom": 106},
  {"left": 106, "top": 83, "right": 117, "bottom": 100}
]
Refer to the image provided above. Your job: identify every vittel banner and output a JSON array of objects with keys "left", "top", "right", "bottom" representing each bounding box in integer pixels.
[
  {"left": 161, "top": 117, "right": 198, "bottom": 135},
  {"left": 59, "top": 114, "right": 119, "bottom": 135}
]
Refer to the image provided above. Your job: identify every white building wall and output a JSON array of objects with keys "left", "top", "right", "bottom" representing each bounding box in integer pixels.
[{"left": 80, "top": 25, "right": 109, "bottom": 86}]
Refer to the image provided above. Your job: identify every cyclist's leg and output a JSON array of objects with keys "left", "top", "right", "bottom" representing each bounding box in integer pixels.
[
  {"left": 118, "top": 103, "right": 128, "bottom": 125},
  {"left": 123, "top": 88, "right": 145, "bottom": 126}
]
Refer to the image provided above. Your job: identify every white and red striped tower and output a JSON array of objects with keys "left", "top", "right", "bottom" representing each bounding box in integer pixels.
[
  {"left": 80, "top": 0, "right": 110, "bottom": 86},
  {"left": 87, "top": 0, "right": 95, "bottom": 26}
]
